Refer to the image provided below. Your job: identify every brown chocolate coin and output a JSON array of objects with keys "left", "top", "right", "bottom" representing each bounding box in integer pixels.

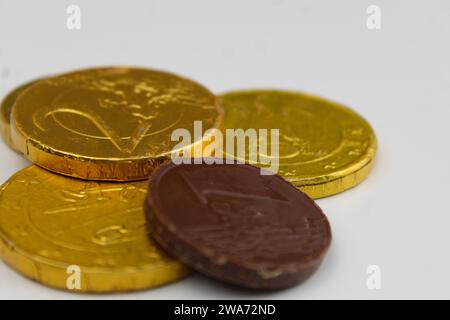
[{"left": 145, "top": 159, "right": 332, "bottom": 289}]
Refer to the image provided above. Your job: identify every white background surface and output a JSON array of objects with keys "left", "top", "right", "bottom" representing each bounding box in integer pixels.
[{"left": 1, "top": 0, "right": 449, "bottom": 299}]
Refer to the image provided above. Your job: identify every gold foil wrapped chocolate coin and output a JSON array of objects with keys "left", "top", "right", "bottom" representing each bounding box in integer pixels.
[
  {"left": 0, "top": 166, "right": 190, "bottom": 292},
  {"left": 10, "top": 67, "right": 223, "bottom": 181},
  {"left": 220, "top": 90, "right": 377, "bottom": 198}
]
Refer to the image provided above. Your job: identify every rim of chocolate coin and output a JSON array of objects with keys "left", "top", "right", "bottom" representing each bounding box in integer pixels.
[
  {"left": 146, "top": 159, "right": 332, "bottom": 290},
  {"left": 0, "top": 79, "right": 41, "bottom": 151}
]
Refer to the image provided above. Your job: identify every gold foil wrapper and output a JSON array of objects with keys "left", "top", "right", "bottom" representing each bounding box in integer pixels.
[
  {"left": 0, "top": 166, "right": 190, "bottom": 293},
  {"left": 220, "top": 89, "right": 377, "bottom": 198},
  {"left": 10, "top": 67, "right": 223, "bottom": 181}
]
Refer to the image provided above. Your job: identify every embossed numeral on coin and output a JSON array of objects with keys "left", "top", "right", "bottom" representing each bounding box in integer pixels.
[
  {"left": 179, "top": 170, "right": 290, "bottom": 218},
  {"left": 33, "top": 106, "right": 154, "bottom": 154}
]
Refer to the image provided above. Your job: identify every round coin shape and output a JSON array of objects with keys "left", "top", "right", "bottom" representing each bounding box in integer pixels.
[
  {"left": 10, "top": 67, "right": 223, "bottom": 181},
  {"left": 0, "top": 166, "right": 190, "bottom": 293},
  {"left": 146, "top": 160, "right": 332, "bottom": 290},
  {"left": 0, "top": 79, "right": 40, "bottom": 151},
  {"left": 219, "top": 90, "right": 377, "bottom": 198}
]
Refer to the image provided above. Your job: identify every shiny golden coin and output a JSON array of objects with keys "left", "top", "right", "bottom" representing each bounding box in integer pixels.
[
  {"left": 11, "top": 67, "right": 223, "bottom": 181},
  {"left": 0, "top": 166, "right": 190, "bottom": 293},
  {"left": 220, "top": 90, "right": 377, "bottom": 199},
  {"left": 0, "top": 80, "right": 40, "bottom": 151}
]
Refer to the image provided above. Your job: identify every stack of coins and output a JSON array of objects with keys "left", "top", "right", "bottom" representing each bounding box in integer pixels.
[{"left": 0, "top": 67, "right": 377, "bottom": 292}]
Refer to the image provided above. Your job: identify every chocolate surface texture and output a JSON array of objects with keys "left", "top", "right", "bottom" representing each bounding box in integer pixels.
[{"left": 146, "top": 160, "right": 332, "bottom": 289}]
